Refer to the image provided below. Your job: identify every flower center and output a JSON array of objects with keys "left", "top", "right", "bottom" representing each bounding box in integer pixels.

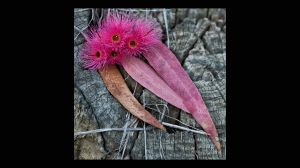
[
  {"left": 111, "top": 51, "right": 118, "bottom": 57},
  {"left": 95, "top": 51, "right": 101, "bottom": 58},
  {"left": 129, "top": 40, "right": 137, "bottom": 48},
  {"left": 112, "top": 35, "right": 120, "bottom": 42}
]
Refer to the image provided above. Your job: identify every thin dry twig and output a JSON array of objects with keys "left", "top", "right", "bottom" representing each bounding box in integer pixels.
[
  {"left": 143, "top": 122, "right": 148, "bottom": 160},
  {"left": 74, "top": 127, "right": 150, "bottom": 136},
  {"left": 145, "top": 105, "right": 202, "bottom": 131},
  {"left": 74, "top": 8, "right": 90, "bottom": 13},
  {"left": 162, "top": 122, "right": 207, "bottom": 135},
  {"left": 117, "top": 8, "right": 171, "bottom": 12},
  {"left": 163, "top": 8, "right": 170, "bottom": 48},
  {"left": 117, "top": 113, "right": 130, "bottom": 159}
]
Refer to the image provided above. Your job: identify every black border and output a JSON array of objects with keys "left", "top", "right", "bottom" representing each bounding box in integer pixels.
[{"left": 6, "top": 1, "right": 260, "bottom": 161}]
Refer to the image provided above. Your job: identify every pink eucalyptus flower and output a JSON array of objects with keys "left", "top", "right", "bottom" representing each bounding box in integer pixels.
[
  {"left": 123, "top": 17, "right": 162, "bottom": 57},
  {"left": 123, "top": 33, "right": 145, "bottom": 57},
  {"left": 98, "top": 12, "right": 133, "bottom": 48},
  {"left": 81, "top": 36, "right": 108, "bottom": 70},
  {"left": 105, "top": 47, "right": 126, "bottom": 65}
]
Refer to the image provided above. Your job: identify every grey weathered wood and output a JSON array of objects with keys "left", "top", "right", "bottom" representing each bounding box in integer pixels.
[
  {"left": 74, "top": 8, "right": 226, "bottom": 160},
  {"left": 74, "top": 8, "right": 91, "bottom": 45},
  {"left": 74, "top": 87, "right": 106, "bottom": 159},
  {"left": 169, "top": 17, "right": 210, "bottom": 62}
]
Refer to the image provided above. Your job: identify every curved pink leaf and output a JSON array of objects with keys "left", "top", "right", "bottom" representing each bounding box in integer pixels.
[
  {"left": 143, "top": 41, "right": 221, "bottom": 151},
  {"left": 121, "top": 56, "right": 190, "bottom": 113}
]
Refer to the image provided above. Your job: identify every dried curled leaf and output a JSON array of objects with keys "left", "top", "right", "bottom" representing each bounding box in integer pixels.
[{"left": 98, "top": 64, "right": 166, "bottom": 131}]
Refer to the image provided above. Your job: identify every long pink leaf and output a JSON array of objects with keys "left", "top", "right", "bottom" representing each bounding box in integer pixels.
[
  {"left": 143, "top": 41, "right": 221, "bottom": 151},
  {"left": 121, "top": 56, "right": 190, "bottom": 113}
]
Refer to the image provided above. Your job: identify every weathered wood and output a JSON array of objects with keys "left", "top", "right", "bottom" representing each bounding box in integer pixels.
[
  {"left": 74, "top": 8, "right": 226, "bottom": 160},
  {"left": 74, "top": 87, "right": 106, "bottom": 159}
]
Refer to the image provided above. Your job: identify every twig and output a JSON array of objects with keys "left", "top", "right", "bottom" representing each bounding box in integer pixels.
[
  {"left": 121, "top": 132, "right": 130, "bottom": 159},
  {"left": 159, "top": 130, "right": 165, "bottom": 159},
  {"left": 145, "top": 106, "right": 202, "bottom": 131},
  {"left": 99, "top": 8, "right": 104, "bottom": 22},
  {"left": 143, "top": 122, "right": 148, "bottom": 160},
  {"left": 124, "top": 74, "right": 129, "bottom": 81},
  {"left": 74, "top": 122, "right": 207, "bottom": 137},
  {"left": 157, "top": 101, "right": 168, "bottom": 122},
  {"left": 141, "top": 90, "right": 148, "bottom": 160},
  {"left": 132, "top": 81, "right": 137, "bottom": 96},
  {"left": 163, "top": 8, "right": 170, "bottom": 48},
  {"left": 74, "top": 26, "right": 88, "bottom": 40},
  {"left": 118, "top": 113, "right": 130, "bottom": 159},
  {"left": 145, "top": 8, "right": 149, "bottom": 20},
  {"left": 74, "top": 127, "right": 149, "bottom": 136},
  {"left": 74, "top": 8, "right": 90, "bottom": 13},
  {"left": 162, "top": 122, "right": 207, "bottom": 135},
  {"left": 117, "top": 9, "right": 171, "bottom": 12}
]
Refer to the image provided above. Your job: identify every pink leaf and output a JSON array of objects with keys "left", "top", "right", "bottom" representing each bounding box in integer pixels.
[
  {"left": 143, "top": 41, "right": 221, "bottom": 151},
  {"left": 121, "top": 56, "right": 190, "bottom": 113}
]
